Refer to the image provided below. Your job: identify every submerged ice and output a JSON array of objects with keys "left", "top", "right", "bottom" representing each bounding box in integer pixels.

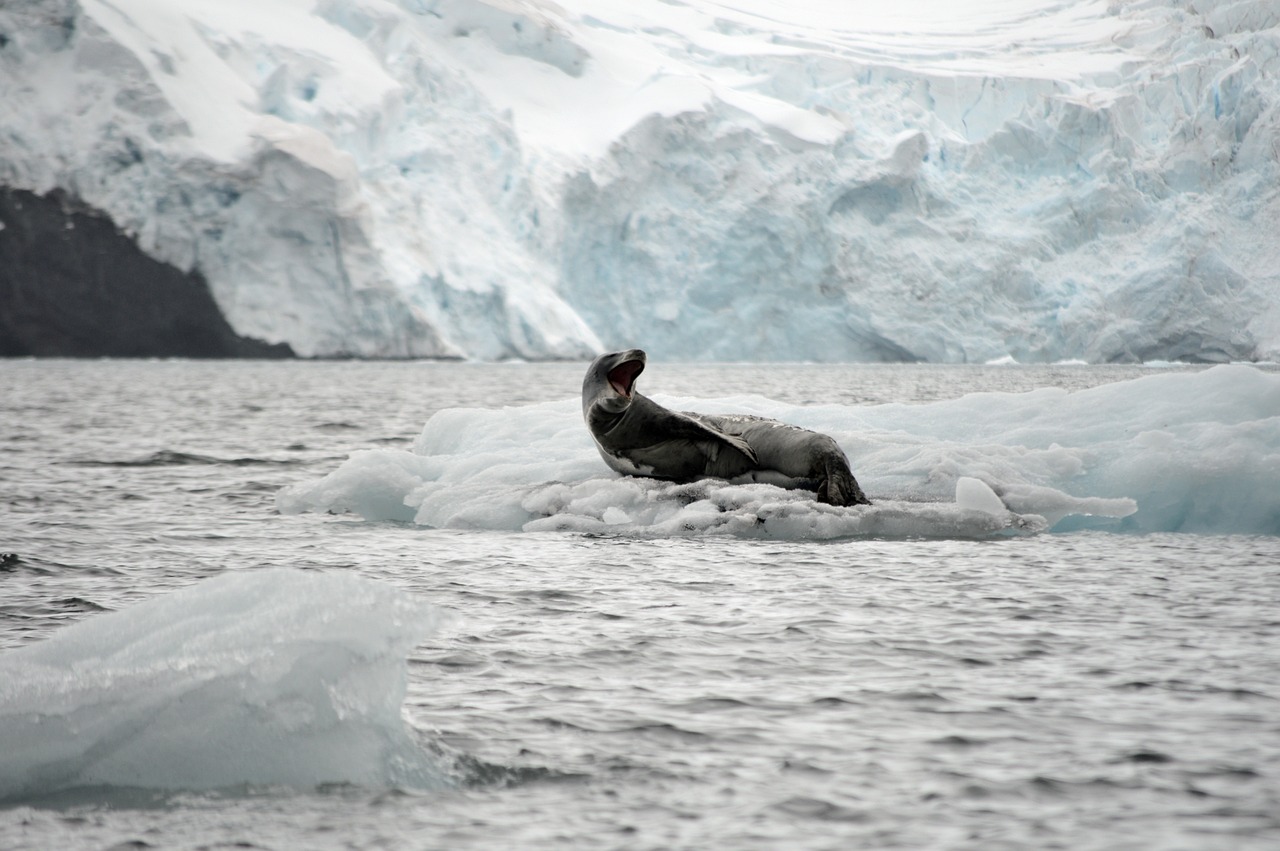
[
  {"left": 278, "top": 365, "right": 1280, "bottom": 537},
  {"left": 0, "top": 569, "right": 448, "bottom": 801},
  {"left": 2, "top": 0, "right": 1278, "bottom": 361}
]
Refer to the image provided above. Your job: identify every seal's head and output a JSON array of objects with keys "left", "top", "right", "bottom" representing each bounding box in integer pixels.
[{"left": 582, "top": 348, "right": 646, "bottom": 419}]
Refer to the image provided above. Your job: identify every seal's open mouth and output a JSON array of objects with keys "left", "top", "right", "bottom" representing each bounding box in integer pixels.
[{"left": 608, "top": 359, "right": 644, "bottom": 398}]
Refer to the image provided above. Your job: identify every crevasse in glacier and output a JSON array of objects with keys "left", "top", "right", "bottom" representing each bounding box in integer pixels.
[{"left": 1, "top": 0, "right": 1276, "bottom": 361}]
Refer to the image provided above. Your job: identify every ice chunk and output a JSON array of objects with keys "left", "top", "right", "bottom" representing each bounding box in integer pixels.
[
  {"left": 955, "top": 477, "right": 1006, "bottom": 515},
  {"left": 280, "top": 365, "right": 1280, "bottom": 536},
  {"left": 0, "top": 569, "right": 449, "bottom": 801}
]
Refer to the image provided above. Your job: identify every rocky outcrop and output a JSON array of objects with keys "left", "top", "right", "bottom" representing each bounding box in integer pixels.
[{"left": 0, "top": 187, "right": 292, "bottom": 358}]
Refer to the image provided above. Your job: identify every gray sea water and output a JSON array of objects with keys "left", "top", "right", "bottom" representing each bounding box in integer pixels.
[{"left": 2, "top": 359, "right": 1279, "bottom": 850}]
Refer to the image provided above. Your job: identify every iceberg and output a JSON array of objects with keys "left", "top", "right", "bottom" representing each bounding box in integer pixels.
[
  {"left": 1, "top": 0, "right": 1278, "bottom": 361},
  {"left": 278, "top": 365, "right": 1280, "bottom": 537},
  {"left": 0, "top": 568, "right": 449, "bottom": 801}
]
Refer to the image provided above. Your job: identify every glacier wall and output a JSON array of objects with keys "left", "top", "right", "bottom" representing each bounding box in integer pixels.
[{"left": 1, "top": 0, "right": 1277, "bottom": 362}]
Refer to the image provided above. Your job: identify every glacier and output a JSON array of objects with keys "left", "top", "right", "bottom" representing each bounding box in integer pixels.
[{"left": 1, "top": 0, "right": 1277, "bottom": 361}]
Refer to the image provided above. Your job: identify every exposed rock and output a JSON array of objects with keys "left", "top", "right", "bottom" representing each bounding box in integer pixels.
[{"left": 0, "top": 187, "right": 293, "bottom": 358}]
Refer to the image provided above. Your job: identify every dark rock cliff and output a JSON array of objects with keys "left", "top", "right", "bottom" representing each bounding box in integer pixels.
[{"left": 0, "top": 187, "right": 293, "bottom": 358}]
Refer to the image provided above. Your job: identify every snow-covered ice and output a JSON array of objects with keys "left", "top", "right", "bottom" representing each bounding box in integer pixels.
[
  {"left": 1, "top": 0, "right": 1278, "bottom": 361},
  {"left": 0, "top": 568, "right": 448, "bottom": 800},
  {"left": 278, "top": 365, "right": 1280, "bottom": 537}
]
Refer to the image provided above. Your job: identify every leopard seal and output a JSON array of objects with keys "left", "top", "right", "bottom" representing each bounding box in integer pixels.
[{"left": 582, "top": 349, "right": 870, "bottom": 506}]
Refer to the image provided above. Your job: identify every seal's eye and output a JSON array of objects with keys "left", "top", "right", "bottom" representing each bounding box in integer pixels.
[{"left": 607, "top": 359, "right": 644, "bottom": 398}]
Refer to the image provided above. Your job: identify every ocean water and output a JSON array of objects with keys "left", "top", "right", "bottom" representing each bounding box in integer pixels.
[{"left": 2, "top": 359, "right": 1279, "bottom": 850}]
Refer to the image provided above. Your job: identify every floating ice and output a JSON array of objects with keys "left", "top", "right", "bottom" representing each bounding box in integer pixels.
[
  {"left": 0, "top": 569, "right": 448, "bottom": 801},
  {"left": 955, "top": 477, "right": 1006, "bottom": 516},
  {"left": 279, "top": 365, "right": 1280, "bottom": 537}
]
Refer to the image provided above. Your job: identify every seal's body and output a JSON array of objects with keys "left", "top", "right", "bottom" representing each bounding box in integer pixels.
[{"left": 582, "top": 349, "right": 870, "bottom": 506}]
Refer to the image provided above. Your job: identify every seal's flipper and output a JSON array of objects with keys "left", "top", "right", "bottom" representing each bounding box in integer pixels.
[
  {"left": 711, "top": 430, "right": 758, "bottom": 465},
  {"left": 678, "top": 412, "right": 759, "bottom": 465},
  {"left": 817, "top": 454, "right": 871, "bottom": 506}
]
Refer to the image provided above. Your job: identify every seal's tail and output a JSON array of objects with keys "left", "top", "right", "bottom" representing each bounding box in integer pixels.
[{"left": 818, "top": 455, "right": 871, "bottom": 506}]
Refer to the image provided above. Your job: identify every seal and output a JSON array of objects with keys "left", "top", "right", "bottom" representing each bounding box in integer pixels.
[{"left": 582, "top": 349, "right": 870, "bottom": 506}]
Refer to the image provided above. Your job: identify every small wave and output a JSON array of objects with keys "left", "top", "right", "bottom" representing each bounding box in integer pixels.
[
  {"left": 1026, "top": 775, "right": 1133, "bottom": 796},
  {"left": 675, "top": 696, "right": 754, "bottom": 713},
  {"left": 1112, "top": 679, "right": 1274, "bottom": 700},
  {"left": 411, "top": 649, "right": 489, "bottom": 670},
  {"left": 71, "top": 450, "right": 303, "bottom": 468},
  {"left": 620, "top": 722, "right": 710, "bottom": 742},
  {"left": 56, "top": 597, "right": 110, "bottom": 613},
  {"left": 0, "top": 553, "right": 118, "bottom": 577},
  {"left": 443, "top": 752, "right": 586, "bottom": 790},
  {"left": 770, "top": 795, "right": 869, "bottom": 823},
  {"left": 1111, "top": 750, "right": 1174, "bottom": 764},
  {"left": 0, "top": 782, "right": 186, "bottom": 810},
  {"left": 316, "top": 421, "right": 363, "bottom": 432}
]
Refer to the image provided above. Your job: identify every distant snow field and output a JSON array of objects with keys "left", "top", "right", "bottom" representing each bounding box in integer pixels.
[{"left": 1, "top": 0, "right": 1276, "bottom": 361}]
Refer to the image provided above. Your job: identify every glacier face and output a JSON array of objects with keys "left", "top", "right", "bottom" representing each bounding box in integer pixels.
[{"left": 0, "top": 0, "right": 1277, "bottom": 361}]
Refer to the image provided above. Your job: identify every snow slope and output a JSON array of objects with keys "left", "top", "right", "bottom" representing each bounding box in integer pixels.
[{"left": 1, "top": 0, "right": 1277, "bottom": 361}]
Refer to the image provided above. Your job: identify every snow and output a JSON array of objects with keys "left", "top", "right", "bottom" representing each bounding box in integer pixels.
[
  {"left": 1, "top": 0, "right": 1278, "bottom": 361},
  {"left": 277, "top": 364, "right": 1280, "bottom": 537},
  {"left": 0, "top": 568, "right": 448, "bottom": 800}
]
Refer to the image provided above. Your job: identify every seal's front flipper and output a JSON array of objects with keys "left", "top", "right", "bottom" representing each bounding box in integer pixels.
[
  {"left": 663, "top": 412, "right": 759, "bottom": 467},
  {"left": 714, "top": 431, "right": 758, "bottom": 465},
  {"left": 675, "top": 412, "right": 758, "bottom": 466}
]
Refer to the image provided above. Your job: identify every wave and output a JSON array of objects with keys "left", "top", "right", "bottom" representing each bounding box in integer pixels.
[{"left": 70, "top": 450, "right": 305, "bottom": 468}]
